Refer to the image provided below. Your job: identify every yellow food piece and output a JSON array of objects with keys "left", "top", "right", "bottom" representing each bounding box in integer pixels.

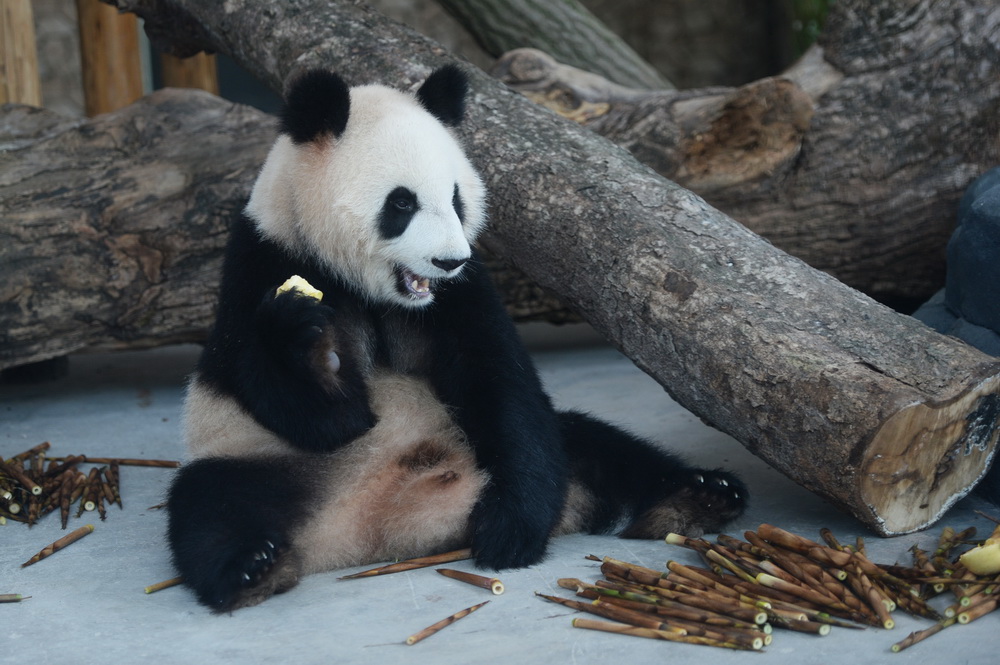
[
  {"left": 276, "top": 275, "right": 323, "bottom": 301},
  {"left": 959, "top": 537, "right": 1000, "bottom": 575}
]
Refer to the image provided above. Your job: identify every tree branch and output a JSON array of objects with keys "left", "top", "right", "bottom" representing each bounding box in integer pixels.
[{"left": 435, "top": 0, "right": 673, "bottom": 89}]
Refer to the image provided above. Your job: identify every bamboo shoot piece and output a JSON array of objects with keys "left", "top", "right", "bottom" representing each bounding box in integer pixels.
[
  {"left": 405, "top": 600, "right": 489, "bottom": 645},
  {"left": 337, "top": 548, "right": 473, "bottom": 580},
  {"left": 437, "top": 568, "right": 504, "bottom": 594},
  {"left": 21, "top": 524, "right": 95, "bottom": 567}
]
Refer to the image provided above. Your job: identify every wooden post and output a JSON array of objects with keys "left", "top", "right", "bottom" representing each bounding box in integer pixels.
[
  {"left": 76, "top": 0, "right": 143, "bottom": 116},
  {"left": 161, "top": 52, "right": 219, "bottom": 94},
  {"left": 0, "top": 0, "right": 42, "bottom": 106}
]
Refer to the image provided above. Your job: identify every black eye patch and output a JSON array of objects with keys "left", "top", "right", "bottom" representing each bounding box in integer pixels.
[
  {"left": 452, "top": 183, "right": 465, "bottom": 225},
  {"left": 379, "top": 187, "right": 419, "bottom": 239}
]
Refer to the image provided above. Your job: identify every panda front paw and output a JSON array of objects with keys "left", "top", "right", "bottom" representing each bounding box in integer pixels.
[
  {"left": 469, "top": 490, "right": 555, "bottom": 570},
  {"left": 257, "top": 290, "right": 336, "bottom": 356}
]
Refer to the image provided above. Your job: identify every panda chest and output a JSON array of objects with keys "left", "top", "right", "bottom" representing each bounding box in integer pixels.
[{"left": 362, "top": 311, "right": 435, "bottom": 376}]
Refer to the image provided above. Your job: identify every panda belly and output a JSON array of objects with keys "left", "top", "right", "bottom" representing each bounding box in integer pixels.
[
  {"left": 292, "top": 372, "right": 488, "bottom": 573},
  {"left": 181, "top": 370, "right": 487, "bottom": 574}
]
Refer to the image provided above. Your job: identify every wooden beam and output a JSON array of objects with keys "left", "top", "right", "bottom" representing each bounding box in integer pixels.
[
  {"left": 0, "top": 0, "right": 42, "bottom": 106},
  {"left": 76, "top": 0, "right": 143, "bottom": 116},
  {"left": 160, "top": 52, "right": 219, "bottom": 94}
]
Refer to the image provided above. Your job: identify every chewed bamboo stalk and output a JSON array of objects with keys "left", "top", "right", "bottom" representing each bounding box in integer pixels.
[
  {"left": 45, "top": 456, "right": 179, "bottom": 468},
  {"left": 144, "top": 576, "right": 184, "bottom": 594},
  {"left": 957, "top": 596, "right": 998, "bottom": 624},
  {"left": 0, "top": 594, "right": 30, "bottom": 603},
  {"left": 536, "top": 592, "right": 681, "bottom": 632},
  {"left": 21, "top": 524, "right": 94, "bottom": 567},
  {"left": 436, "top": 568, "right": 504, "bottom": 594},
  {"left": 405, "top": 600, "right": 489, "bottom": 645},
  {"left": 338, "top": 548, "right": 473, "bottom": 580},
  {"left": 571, "top": 617, "right": 764, "bottom": 651},
  {"left": 891, "top": 617, "right": 956, "bottom": 652},
  {"left": 556, "top": 519, "right": 1000, "bottom": 653},
  {"left": 9, "top": 442, "right": 51, "bottom": 462},
  {"left": 0, "top": 460, "right": 42, "bottom": 496},
  {"left": 756, "top": 524, "right": 852, "bottom": 568}
]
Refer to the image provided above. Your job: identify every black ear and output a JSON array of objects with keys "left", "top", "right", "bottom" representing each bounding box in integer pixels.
[
  {"left": 280, "top": 70, "right": 351, "bottom": 144},
  {"left": 416, "top": 65, "right": 468, "bottom": 127}
]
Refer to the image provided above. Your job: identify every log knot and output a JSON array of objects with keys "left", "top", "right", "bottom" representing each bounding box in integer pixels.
[{"left": 677, "top": 77, "right": 814, "bottom": 192}]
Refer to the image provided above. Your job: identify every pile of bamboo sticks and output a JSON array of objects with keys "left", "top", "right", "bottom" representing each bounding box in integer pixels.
[
  {"left": 0, "top": 441, "right": 179, "bottom": 528},
  {"left": 539, "top": 522, "right": 1000, "bottom": 652}
]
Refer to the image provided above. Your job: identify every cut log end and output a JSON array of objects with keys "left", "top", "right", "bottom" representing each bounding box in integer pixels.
[{"left": 861, "top": 368, "right": 1000, "bottom": 535}]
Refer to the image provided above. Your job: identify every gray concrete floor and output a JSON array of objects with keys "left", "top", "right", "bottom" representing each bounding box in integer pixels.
[{"left": 1, "top": 334, "right": 997, "bottom": 664}]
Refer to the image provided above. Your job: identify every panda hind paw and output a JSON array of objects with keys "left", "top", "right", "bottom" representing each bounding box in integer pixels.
[
  {"left": 201, "top": 535, "right": 302, "bottom": 613},
  {"left": 622, "top": 469, "right": 748, "bottom": 540}
]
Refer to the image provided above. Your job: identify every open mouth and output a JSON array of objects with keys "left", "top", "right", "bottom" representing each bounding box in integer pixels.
[{"left": 396, "top": 266, "right": 433, "bottom": 300}]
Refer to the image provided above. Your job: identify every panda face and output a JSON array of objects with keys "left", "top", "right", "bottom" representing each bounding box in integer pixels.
[{"left": 247, "top": 69, "right": 486, "bottom": 308}]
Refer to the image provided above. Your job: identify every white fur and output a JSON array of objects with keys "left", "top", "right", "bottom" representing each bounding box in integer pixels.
[
  {"left": 246, "top": 85, "right": 487, "bottom": 307},
  {"left": 292, "top": 372, "right": 487, "bottom": 572},
  {"left": 183, "top": 377, "right": 291, "bottom": 458},
  {"left": 183, "top": 372, "right": 487, "bottom": 570}
]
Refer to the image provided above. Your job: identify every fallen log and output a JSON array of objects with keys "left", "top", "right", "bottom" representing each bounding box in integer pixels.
[
  {"left": 0, "top": 91, "right": 268, "bottom": 363},
  {"left": 0, "top": 92, "right": 576, "bottom": 370},
  {"left": 15, "top": 0, "right": 1000, "bottom": 533}
]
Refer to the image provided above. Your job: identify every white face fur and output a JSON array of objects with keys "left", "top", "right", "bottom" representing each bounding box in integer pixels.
[{"left": 246, "top": 83, "right": 487, "bottom": 307}]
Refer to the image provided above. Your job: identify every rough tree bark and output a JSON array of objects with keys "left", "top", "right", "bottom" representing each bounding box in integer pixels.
[
  {"left": 5, "top": 0, "right": 999, "bottom": 535},
  {"left": 0, "top": 92, "right": 577, "bottom": 369},
  {"left": 0, "top": 91, "right": 268, "bottom": 360},
  {"left": 493, "top": 9, "right": 1000, "bottom": 307},
  {"left": 435, "top": 0, "right": 674, "bottom": 89}
]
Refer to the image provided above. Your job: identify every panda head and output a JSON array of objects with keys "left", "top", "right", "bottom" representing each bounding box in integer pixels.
[{"left": 246, "top": 65, "right": 487, "bottom": 308}]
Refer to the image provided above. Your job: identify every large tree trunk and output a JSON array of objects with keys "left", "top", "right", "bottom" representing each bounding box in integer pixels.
[
  {"left": 0, "top": 92, "right": 574, "bottom": 369},
  {"left": 6, "top": 0, "right": 999, "bottom": 536},
  {"left": 0, "top": 91, "right": 267, "bottom": 360}
]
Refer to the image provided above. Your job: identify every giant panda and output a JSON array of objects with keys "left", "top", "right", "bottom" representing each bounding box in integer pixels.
[{"left": 166, "top": 65, "right": 748, "bottom": 612}]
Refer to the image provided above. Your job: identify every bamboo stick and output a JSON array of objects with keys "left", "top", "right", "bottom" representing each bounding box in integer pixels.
[
  {"left": 144, "top": 576, "right": 184, "bottom": 594},
  {"left": 21, "top": 524, "right": 94, "bottom": 567},
  {"left": 0, "top": 593, "right": 29, "bottom": 602},
  {"left": 405, "top": 600, "right": 489, "bottom": 645},
  {"left": 536, "top": 592, "right": 683, "bottom": 633},
  {"left": 0, "top": 459, "right": 41, "bottom": 495},
  {"left": 957, "top": 597, "right": 998, "bottom": 624},
  {"left": 49, "top": 456, "right": 180, "bottom": 468},
  {"left": 436, "top": 568, "right": 504, "bottom": 594},
  {"left": 571, "top": 617, "right": 763, "bottom": 651},
  {"left": 338, "top": 548, "right": 473, "bottom": 580},
  {"left": 596, "top": 578, "right": 769, "bottom": 624},
  {"left": 9, "top": 442, "right": 51, "bottom": 462}
]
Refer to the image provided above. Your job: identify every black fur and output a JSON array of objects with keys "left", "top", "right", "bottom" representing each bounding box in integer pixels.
[
  {"left": 167, "top": 456, "right": 315, "bottom": 612},
  {"left": 378, "top": 187, "right": 419, "bottom": 239},
  {"left": 190, "top": 214, "right": 570, "bottom": 572},
  {"left": 195, "top": 218, "right": 376, "bottom": 453},
  {"left": 416, "top": 64, "right": 468, "bottom": 127},
  {"left": 452, "top": 184, "right": 465, "bottom": 224},
  {"left": 559, "top": 411, "right": 746, "bottom": 536},
  {"left": 168, "top": 68, "right": 748, "bottom": 611},
  {"left": 281, "top": 70, "right": 351, "bottom": 143}
]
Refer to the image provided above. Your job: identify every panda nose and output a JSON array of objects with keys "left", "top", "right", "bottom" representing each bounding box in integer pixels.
[{"left": 432, "top": 257, "right": 468, "bottom": 272}]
